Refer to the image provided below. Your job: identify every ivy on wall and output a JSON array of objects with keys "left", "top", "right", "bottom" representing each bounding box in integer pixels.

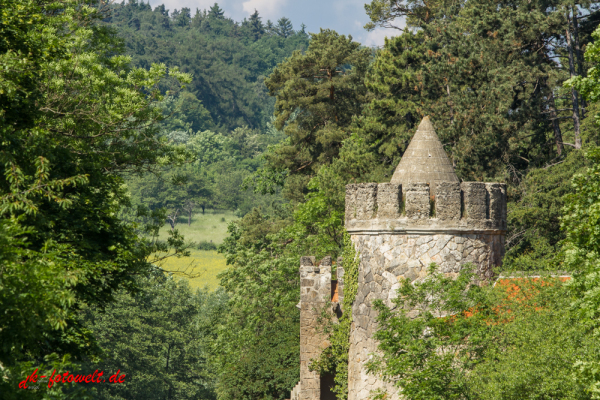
[{"left": 311, "top": 231, "right": 359, "bottom": 399}]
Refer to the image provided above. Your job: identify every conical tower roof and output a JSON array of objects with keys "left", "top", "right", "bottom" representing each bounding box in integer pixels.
[{"left": 390, "top": 116, "right": 458, "bottom": 194}]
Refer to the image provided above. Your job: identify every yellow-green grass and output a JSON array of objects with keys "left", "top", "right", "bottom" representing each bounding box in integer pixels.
[
  {"left": 157, "top": 210, "right": 238, "bottom": 245},
  {"left": 154, "top": 210, "right": 237, "bottom": 291},
  {"left": 156, "top": 249, "right": 229, "bottom": 291}
]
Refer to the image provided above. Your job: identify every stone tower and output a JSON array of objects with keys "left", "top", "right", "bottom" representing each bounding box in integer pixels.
[{"left": 344, "top": 117, "right": 506, "bottom": 399}]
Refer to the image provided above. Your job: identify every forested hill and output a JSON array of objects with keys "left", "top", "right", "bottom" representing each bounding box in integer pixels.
[{"left": 107, "top": 1, "right": 309, "bottom": 132}]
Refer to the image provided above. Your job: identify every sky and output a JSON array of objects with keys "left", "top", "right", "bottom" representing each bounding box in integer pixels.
[{"left": 147, "top": 0, "right": 404, "bottom": 47}]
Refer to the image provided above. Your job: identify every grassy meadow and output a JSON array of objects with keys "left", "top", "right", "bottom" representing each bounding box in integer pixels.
[
  {"left": 155, "top": 210, "right": 237, "bottom": 290},
  {"left": 157, "top": 210, "right": 237, "bottom": 244}
]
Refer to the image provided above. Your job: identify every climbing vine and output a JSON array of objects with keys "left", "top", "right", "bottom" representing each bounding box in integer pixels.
[{"left": 311, "top": 230, "right": 359, "bottom": 399}]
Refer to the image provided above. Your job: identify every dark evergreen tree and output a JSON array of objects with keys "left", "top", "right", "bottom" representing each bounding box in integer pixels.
[
  {"left": 154, "top": 3, "right": 167, "bottom": 16},
  {"left": 276, "top": 17, "right": 294, "bottom": 38},
  {"left": 208, "top": 2, "right": 224, "bottom": 19},
  {"left": 248, "top": 9, "right": 264, "bottom": 41},
  {"left": 174, "top": 7, "right": 191, "bottom": 27},
  {"left": 299, "top": 22, "right": 307, "bottom": 36},
  {"left": 107, "top": 2, "right": 309, "bottom": 131},
  {"left": 265, "top": 19, "right": 275, "bottom": 35},
  {"left": 264, "top": 29, "right": 372, "bottom": 202}
]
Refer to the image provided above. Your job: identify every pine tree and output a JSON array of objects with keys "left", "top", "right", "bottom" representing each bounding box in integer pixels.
[
  {"left": 265, "top": 19, "right": 275, "bottom": 35},
  {"left": 276, "top": 17, "right": 294, "bottom": 38},
  {"left": 154, "top": 3, "right": 167, "bottom": 16},
  {"left": 299, "top": 23, "right": 307, "bottom": 36},
  {"left": 208, "top": 2, "right": 224, "bottom": 19},
  {"left": 264, "top": 29, "right": 371, "bottom": 201},
  {"left": 175, "top": 7, "right": 191, "bottom": 27},
  {"left": 248, "top": 9, "right": 264, "bottom": 41}
]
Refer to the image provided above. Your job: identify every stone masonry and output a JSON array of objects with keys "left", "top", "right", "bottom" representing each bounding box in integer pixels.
[
  {"left": 344, "top": 117, "right": 507, "bottom": 399},
  {"left": 295, "top": 117, "right": 507, "bottom": 400},
  {"left": 297, "top": 256, "right": 341, "bottom": 400}
]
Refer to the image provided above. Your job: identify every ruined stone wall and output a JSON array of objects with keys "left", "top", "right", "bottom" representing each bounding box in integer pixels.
[
  {"left": 299, "top": 256, "right": 332, "bottom": 400},
  {"left": 345, "top": 181, "right": 506, "bottom": 399}
]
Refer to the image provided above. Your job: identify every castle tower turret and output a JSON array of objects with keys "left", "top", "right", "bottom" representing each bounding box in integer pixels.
[
  {"left": 390, "top": 116, "right": 459, "bottom": 195},
  {"left": 345, "top": 117, "right": 506, "bottom": 399}
]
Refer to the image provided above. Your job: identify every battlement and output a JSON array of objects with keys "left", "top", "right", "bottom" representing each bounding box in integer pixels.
[{"left": 345, "top": 182, "right": 506, "bottom": 233}]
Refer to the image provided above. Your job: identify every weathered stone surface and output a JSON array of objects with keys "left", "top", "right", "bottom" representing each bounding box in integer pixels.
[
  {"left": 355, "top": 183, "right": 378, "bottom": 220},
  {"left": 299, "top": 256, "right": 332, "bottom": 399},
  {"left": 377, "top": 183, "right": 402, "bottom": 219},
  {"left": 486, "top": 182, "right": 507, "bottom": 230},
  {"left": 345, "top": 184, "right": 358, "bottom": 222},
  {"left": 405, "top": 183, "right": 430, "bottom": 220},
  {"left": 435, "top": 181, "right": 461, "bottom": 220},
  {"left": 347, "top": 232, "right": 503, "bottom": 400},
  {"left": 323, "top": 118, "right": 505, "bottom": 400},
  {"left": 462, "top": 182, "right": 488, "bottom": 220},
  {"left": 390, "top": 116, "right": 459, "bottom": 197}
]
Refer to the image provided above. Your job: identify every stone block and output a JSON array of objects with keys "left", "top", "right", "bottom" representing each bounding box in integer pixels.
[
  {"left": 345, "top": 184, "right": 359, "bottom": 221},
  {"left": 337, "top": 265, "right": 345, "bottom": 281},
  {"left": 435, "top": 181, "right": 461, "bottom": 220},
  {"left": 320, "top": 256, "right": 332, "bottom": 266},
  {"left": 462, "top": 182, "right": 488, "bottom": 220},
  {"left": 354, "top": 183, "right": 378, "bottom": 220},
  {"left": 486, "top": 182, "right": 507, "bottom": 230},
  {"left": 404, "top": 183, "right": 430, "bottom": 219},
  {"left": 377, "top": 182, "right": 402, "bottom": 219},
  {"left": 300, "top": 256, "right": 315, "bottom": 267},
  {"left": 301, "top": 279, "right": 314, "bottom": 287}
]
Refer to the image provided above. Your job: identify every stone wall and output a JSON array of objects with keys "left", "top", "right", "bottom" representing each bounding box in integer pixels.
[
  {"left": 299, "top": 256, "right": 332, "bottom": 400},
  {"left": 347, "top": 232, "right": 504, "bottom": 399},
  {"left": 345, "top": 181, "right": 507, "bottom": 399}
]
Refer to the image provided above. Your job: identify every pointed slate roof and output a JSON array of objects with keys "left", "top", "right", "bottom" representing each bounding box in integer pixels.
[{"left": 390, "top": 116, "right": 459, "bottom": 194}]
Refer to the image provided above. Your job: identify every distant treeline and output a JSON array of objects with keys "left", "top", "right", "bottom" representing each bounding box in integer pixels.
[{"left": 108, "top": 1, "right": 310, "bottom": 132}]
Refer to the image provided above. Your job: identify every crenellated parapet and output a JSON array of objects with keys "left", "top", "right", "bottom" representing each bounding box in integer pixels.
[{"left": 345, "top": 181, "right": 507, "bottom": 233}]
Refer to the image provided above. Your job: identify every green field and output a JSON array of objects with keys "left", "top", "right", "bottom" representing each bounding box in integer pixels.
[
  {"left": 157, "top": 210, "right": 237, "bottom": 244},
  {"left": 156, "top": 249, "right": 228, "bottom": 291},
  {"left": 155, "top": 210, "right": 237, "bottom": 290}
]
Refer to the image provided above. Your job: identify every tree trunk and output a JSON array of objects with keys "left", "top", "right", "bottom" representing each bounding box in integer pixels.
[
  {"left": 167, "top": 210, "right": 178, "bottom": 231},
  {"left": 548, "top": 90, "right": 564, "bottom": 156},
  {"left": 201, "top": 204, "right": 205, "bottom": 214},
  {"left": 566, "top": 15, "right": 582, "bottom": 149},
  {"left": 188, "top": 209, "right": 192, "bottom": 226},
  {"left": 572, "top": 8, "right": 586, "bottom": 118}
]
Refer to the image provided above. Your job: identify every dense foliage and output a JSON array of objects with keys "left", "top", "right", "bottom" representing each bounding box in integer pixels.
[
  {"left": 5, "top": 0, "right": 600, "bottom": 398},
  {"left": 79, "top": 270, "right": 226, "bottom": 400},
  {"left": 108, "top": 0, "right": 310, "bottom": 132},
  {"left": 370, "top": 266, "right": 597, "bottom": 399},
  {"left": 0, "top": 1, "right": 193, "bottom": 398},
  {"left": 107, "top": 1, "right": 309, "bottom": 225}
]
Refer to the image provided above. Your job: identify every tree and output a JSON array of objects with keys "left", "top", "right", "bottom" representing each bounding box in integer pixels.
[
  {"left": 173, "top": 7, "right": 191, "bottom": 27},
  {"left": 79, "top": 271, "right": 224, "bottom": 400},
  {"left": 248, "top": 9, "right": 264, "bottom": 41},
  {"left": 264, "top": 29, "right": 371, "bottom": 202},
  {"left": 276, "top": 17, "right": 294, "bottom": 38},
  {"left": 0, "top": 1, "right": 191, "bottom": 396},
  {"left": 370, "top": 265, "right": 594, "bottom": 399},
  {"left": 208, "top": 3, "right": 224, "bottom": 19},
  {"left": 212, "top": 211, "right": 301, "bottom": 399},
  {"left": 108, "top": 1, "right": 309, "bottom": 132},
  {"left": 265, "top": 19, "right": 275, "bottom": 35}
]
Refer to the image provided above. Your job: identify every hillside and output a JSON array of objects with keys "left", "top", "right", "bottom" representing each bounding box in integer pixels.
[{"left": 107, "top": 1, "right": 309, "bottom": 132}]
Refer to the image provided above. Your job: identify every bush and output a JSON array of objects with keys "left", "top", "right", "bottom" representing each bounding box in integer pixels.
[{"left": 197, "top": 240, "right": 218, "bottom": 251}]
